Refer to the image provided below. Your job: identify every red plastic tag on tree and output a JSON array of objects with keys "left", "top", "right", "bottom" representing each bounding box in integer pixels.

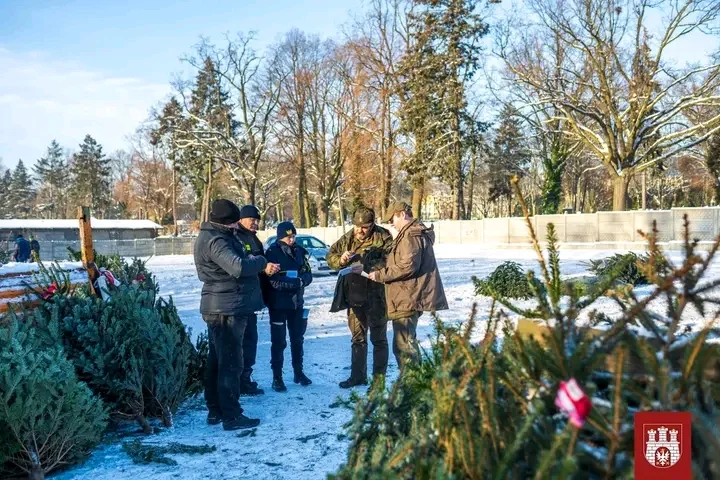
[{"left": 555, "top": 378, "right": 592, "bottom": 427}]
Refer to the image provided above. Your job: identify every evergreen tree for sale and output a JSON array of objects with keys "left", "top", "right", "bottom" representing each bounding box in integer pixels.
[
  {"left": 333, "top": 181, "right": 720, "bottom": 479},
  {"left": 69, "top": 135, "right": 112, "bottom": 216},
  {"left": 8, "top": 160, "right": 36, "bottom": 218},
  {"left": 34, "top": 140, "right": 70, "bottom": 219},
  {"left": 0, "top": 310, "right": 107, "bottom": 480},
  {"left": 56, "top": 283, "right": 194, "bottom": 432}
]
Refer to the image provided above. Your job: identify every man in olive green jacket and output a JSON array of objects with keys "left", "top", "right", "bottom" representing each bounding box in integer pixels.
[
  {"left": 369, "top": 201, "right": 448, "bottom": 369},
  {"left": 327, "top": 207, "right": 393, "bottom": 388}
]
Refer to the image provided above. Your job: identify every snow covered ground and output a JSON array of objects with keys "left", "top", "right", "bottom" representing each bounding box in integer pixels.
[{"left": 54, "top": 246, "right": 720, "bottom": 480}]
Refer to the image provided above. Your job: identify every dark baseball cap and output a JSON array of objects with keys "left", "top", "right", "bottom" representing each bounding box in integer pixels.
[
  {"left": 353, "top": 207, "right": 376, "bottom": 226},
  {"left": 381, "top": 201, "right": 411, "bottom": 223}
]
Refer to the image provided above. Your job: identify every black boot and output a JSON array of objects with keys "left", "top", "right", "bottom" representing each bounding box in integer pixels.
[
  {"left": 240, "top": 375, "right": 265, "bottom": 396},
  {"left": 293, "top": 369, "right": 312, "bottom": 386},
  {"left": 223, "top": 414, "right": 260, "bottom": 431},
  {"left": 339, "top": 377, "right": 368, "bottom": 389},
  {"left": 206, "top": 410, "right": 222, "bottom": 426},
  {"left": 272, "top": 375, "right": 287, "bottom": 392},
  {"left": 340, "top": 343, "right": 368, "bottom": 389}
]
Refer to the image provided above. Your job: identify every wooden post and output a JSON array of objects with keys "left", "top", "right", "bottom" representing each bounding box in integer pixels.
[{"left": 78, "top": 206, "right": 99, "bottom": 296}]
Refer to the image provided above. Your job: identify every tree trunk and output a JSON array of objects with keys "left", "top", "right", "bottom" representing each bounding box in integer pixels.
[
  {"left": 451, "top": 149, "right": 464, "bottom": 220},
  {"left": 171, "top": 157, "right": 178, "bottom": 236},
  {"left": 466, "top": 153, "right": 476, "bottom": 219},
  {"left": 29, "top": 465, "right": 44, "bottom": 480},
  {"left": 382, "top": 96, "right": 393, "bottom": 219},
  {"left": 319, "top": 199, "right": 329, "bottom": 228},
  {"left": 137, "top": 414, "right": 153, "bottom": 434},
  {"left": 297, "top": 162, "right": 308, "bottom": 228},
  {"left": 336, "top": 186, "right": 346, "bottom": 234},
  {"left": 411, "top": 178, "right": 425, "bottom": 220},
  {"left": 641, "top": 171, "right": 647, "bottom": 210},
  {"left": 611, "top": 174, "right": 631, "bottom": 211}
]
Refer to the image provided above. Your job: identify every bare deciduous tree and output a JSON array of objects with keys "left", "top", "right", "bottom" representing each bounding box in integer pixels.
[{"left": 499, "top": 0, "right": 720, "bottom": 210}]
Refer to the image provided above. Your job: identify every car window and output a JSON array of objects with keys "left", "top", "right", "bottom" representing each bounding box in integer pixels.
[{"left": 309, "top": 237, "right": 326, "bottom": 248}]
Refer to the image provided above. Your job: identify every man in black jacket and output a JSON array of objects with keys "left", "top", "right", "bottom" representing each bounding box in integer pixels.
[
  {"left": 194, "top": 199, "right": 279, "bottom": 431},
  {"left": 235, "top": 204, "right": 270, "bottom": 395}
]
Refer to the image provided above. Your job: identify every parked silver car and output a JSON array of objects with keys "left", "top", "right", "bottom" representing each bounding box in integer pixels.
[{"left": 263, "top": 234, "right": 333, "bottom": 275}]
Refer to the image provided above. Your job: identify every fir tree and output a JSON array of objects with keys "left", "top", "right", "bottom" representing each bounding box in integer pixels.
[
  {"left": 8, "top": 160, "right": 36, "bottom": 218},
  {"left": 489, "top": 105, "right": 530, "bottom": 215},
  {"left": 0, "top": 169, "right": 11, "bottom": 219},
  {"left": 34, "top": 140, "right": 70, "bottom": 218},
  {"left": 332, "top": 180, "right": 720, "bottom": 479},
  {"left": 539, "top": 138, "right": 568, "bottom": 214},
  {"left": 167, "top": 59, "right": 237, "bottom": 219},
  {"left": 69, "top": 135, "right": 112, "bottom": 216},
  {"left": 398, "top": 0, "right": 489, "bottom": 219},
  {"left": 0, "top": 311, "right": 107, "bottom": 479}
]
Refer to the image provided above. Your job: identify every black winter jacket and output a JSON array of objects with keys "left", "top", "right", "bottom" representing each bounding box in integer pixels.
[
  {"left": 264, "top": 240, "right": 313, "bottom": 311},
  {"left": 194, "top": 222, "right": 268, "bottom": 316},
  {"left": 235, "top": 224, "right": 271, "bottom": 306}
]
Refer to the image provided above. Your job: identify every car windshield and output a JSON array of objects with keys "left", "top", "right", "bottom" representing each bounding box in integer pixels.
[
  {"left": 266, "top": 236, "right": 326, "bottom": 249},
  {"left": 298, "top": 237, "right": 326, "bottom": 249}
]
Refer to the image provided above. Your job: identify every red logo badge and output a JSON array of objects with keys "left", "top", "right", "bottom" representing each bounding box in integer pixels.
[{"left": 634, "top": 411, "right": 691, "bottom": 479}]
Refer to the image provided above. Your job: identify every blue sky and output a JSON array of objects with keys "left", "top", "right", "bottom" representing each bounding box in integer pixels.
[
  {"left": 1, "top": 0, "right": 718, "bottom": 170},
  {"left": 0, "top": 0, "right": 365, "bottom": 168}
]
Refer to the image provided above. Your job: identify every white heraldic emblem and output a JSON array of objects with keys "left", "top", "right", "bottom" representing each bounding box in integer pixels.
[{"left": 643, "top": 424, "right": 682, "bottom": 468}]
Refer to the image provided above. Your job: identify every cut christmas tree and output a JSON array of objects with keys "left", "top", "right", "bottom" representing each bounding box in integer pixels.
[
  {"left": 332, "top": 180, "right": 720, "bottom": 479},
  {"left": 0, "top": 309, "right": 107, "bottom": 480}
]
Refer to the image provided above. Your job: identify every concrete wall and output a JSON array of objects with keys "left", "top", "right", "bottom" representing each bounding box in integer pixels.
[{"left": 26, "top": 207, "right": 720, "bottom": 260}]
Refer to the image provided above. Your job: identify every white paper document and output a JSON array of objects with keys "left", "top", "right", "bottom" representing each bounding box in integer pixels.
[{"left": 338, "top": 265, "right": 362, "bottom": 276}]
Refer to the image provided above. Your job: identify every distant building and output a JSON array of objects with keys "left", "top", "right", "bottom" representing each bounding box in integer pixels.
[{"left": 0, "top": 218, "right": 163, "bottom": 242}]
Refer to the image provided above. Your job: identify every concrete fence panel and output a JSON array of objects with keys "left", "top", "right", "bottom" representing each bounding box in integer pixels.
[
  {"left": 633, "top": 210, "right": 673, "bottom": 242},
  {"left": 460, "top": 220, "right": 483, "bottom": 244},
  {"left": 565, "top": 214, "right": 598, "bottom": 242},
  {"left": 598, "top": 212, "right": 635, "bottom": 242},
  {"left": 674, "top": 207, "right": 718, "bottom": 241},
  {"left": 509, "top": 217, "right": 531, "bottom": 243},
  {"left": 434, "top": 221, "right": 461, "bottom": 244},
  {"left": 536, "top": 215, "right": 568, "bottom": 242},
  {"left": 483, "top": 218, "right": 509, "bottom": 243}
]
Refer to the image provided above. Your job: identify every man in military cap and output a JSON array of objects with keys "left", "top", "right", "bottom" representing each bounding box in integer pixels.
[
  {"left": 327, "top": 206, "right": 393, "bottom": 388},
  {"left": 368, "top": 201, "right": 448, "bottom": 370}
]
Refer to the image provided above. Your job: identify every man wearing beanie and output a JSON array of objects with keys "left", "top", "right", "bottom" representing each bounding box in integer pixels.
[
  {"left": 234, "top": 204, "right": 276, "bottom": 395},
  {"left": 194, "top": 199, "right": 277, "bottom": 430},
  {"left": 264, "top": 221, "right": 313, "bottom": 392},
  {"left": 327, "top": 206, "right": 393, "bottom": 388}
]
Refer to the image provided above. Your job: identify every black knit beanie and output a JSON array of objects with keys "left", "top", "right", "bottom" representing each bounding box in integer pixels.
[
  {"left": 277, "top": 221, "right": 297, "bottom": 241},
  {"left": 209, "top": 199, "right": 241, "bottom": 225},
  {"left": 239, "top": 205, "right": 261, "bottom": 220}
]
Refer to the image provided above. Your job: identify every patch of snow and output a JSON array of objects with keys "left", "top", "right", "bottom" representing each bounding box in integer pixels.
[
  {"left": 0, "top": 261, "right": 83, "bottom": 276},
  {"left": 53, "top": 246, "right": 720, "bottom": 479}
]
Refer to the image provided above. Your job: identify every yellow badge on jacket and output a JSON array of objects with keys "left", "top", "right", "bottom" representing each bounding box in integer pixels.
[{"left": 245, "top": 244, "right": 251, "bottom": 251}]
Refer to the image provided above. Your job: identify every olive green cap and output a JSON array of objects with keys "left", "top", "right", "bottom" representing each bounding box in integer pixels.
[{"left": 381, "top": 201, "right": 411, "bottom": 223}]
